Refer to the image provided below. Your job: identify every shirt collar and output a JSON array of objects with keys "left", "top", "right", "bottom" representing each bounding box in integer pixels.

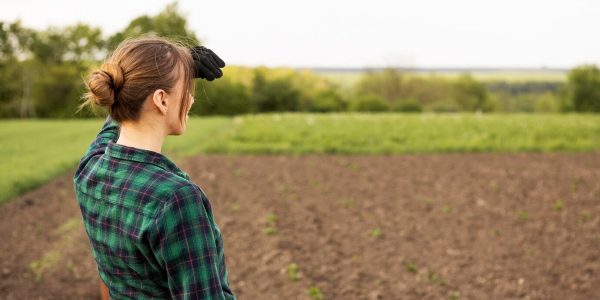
[{"left": 105, "top": 140, "right": 190, "bottom": 180}]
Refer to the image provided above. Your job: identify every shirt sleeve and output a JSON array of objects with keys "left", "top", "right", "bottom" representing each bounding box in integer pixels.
[
  {"left": 149, "top": 184, "right": 234, "bottom": 300},
  {"left": 83, "top": 115, "right": 120, "bottom": 157}
]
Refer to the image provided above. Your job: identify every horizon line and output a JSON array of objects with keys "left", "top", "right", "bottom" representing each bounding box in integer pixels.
[{"left": 293, "top": 66, "right": 571, "bottom": 73}]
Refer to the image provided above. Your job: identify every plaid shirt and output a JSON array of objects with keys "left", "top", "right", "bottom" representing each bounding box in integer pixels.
[{"left": 73, "top": 116, "right": 235, "bottom": 300}]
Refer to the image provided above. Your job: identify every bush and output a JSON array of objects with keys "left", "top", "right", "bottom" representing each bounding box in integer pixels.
[
  {"left": 348, "top": 94, "right": 389, "bottom": 112},
  {"left": 355, "top": 68, "right": 403, "bottom": 102},
  {"left": 534, "top": 93, "right": 560, "bottom": 113},
  {"left": 305, "top": 89, "right": 346, "bottom": 112},
  {"left": 392, "top": 98, "right": 422, "bottom": 112},
  {"left": 251, "top": 69, "right": 300, "bottom": 112},
  {"left": 0, "top": 61, "right": 23, "bottom": 117},
  {"left": 567, "top": 64, "right": 600, "bottom": 112},
  {"left": 33, "top": 62, "right": 87, "bottom": 118},
  {"left": 429, "top": 98, "right": 461, "bottom": 113},
  {"left": 192, "top": 77, "right": 251, "bottom": 116},
  {"left": 452, "top": 74, "right": 490, "bottom": 111},
  {"left": 189, "top": 66, "right": 349, "bottom": 115}
]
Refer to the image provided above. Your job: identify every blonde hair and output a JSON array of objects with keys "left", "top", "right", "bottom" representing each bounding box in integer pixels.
[{"left": 77, "top": 36, "right": 195, "bottom": 126}]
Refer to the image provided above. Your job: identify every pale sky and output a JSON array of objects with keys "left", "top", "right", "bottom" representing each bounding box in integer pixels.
[{"left": 1, "top": 0, "right": 599, "bottom": 69}]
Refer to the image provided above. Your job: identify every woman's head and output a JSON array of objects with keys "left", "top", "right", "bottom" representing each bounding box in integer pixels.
[{"left": 78, "top": 36, "right": 195, "bottom": 135}]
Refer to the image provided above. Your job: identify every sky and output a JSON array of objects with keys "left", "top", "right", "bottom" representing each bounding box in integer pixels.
[{"left": 1, "top": 0, "right": 599, "bottom": 69}]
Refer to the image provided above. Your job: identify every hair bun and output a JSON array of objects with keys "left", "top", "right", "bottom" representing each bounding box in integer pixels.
[
  {"left": 87, "top": 63, "right": 125, "bottom": 107},
  {"left": 101, "top": 63, "right": 124, "bottom": 91}
]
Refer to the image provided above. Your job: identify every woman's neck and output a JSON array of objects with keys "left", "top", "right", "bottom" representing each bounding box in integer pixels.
[{"left": 116, "top": 120, "right": 166, "bottom": 153}]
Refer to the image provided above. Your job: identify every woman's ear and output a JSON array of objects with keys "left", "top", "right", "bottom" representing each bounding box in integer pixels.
[{"left": 151, "top": 89, "right": 169, "bottom": 115}]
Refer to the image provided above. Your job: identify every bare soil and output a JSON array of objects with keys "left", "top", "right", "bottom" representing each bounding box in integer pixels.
[{"left": 1, "top": 152, "right": 599, "bottom": 300}]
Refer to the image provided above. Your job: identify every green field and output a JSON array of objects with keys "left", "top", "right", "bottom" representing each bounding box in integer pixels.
[
  {"left": 1, "top": 112, "right": 599, "bottom": 205},
  {"left": 0, "top": 117, "right": 230, "bottom": 205}
]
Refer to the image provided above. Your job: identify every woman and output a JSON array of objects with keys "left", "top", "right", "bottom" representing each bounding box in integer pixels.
[{"left": 72, "top": 36, "right": 235, "bottom": 299}]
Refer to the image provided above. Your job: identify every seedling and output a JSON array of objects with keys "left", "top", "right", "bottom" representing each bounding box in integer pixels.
[
  {"left": 404, "top": 261, "right": 418, "bottom": 273},
  {"left": 262, "top": 213, "right": 278, "bottom": 235},
  {"left": 426, "top": 269, "right": 447, "bottom": 286},
  {"left": 554, "top": 199, "right": 564, "bottom": 211},
  {"left": 54, "top": 217, "right": 80, "bottom": 235},
  {"left": 516, "top": 211, "right": 529, "bottom": 220},
  {"left": 448, "top": 290, "right": 461, "bottom": 300},
  {"left": 65, "top": 259, "right": 75, "bottom": 272},
  {"left": 287, "top": 263, "right": 301, "bottom": 282},
  {"left": 263, "top": 227, "right": 277, "bottom": 236},
  {"left": 307, "top": 286, "right": 324, "bottom": 300},
  {"left": 341, "top": 197, "right": 354, "bottom": 208},
  {"left": 489, "top": 181, "right": 500, "bottom": 193},
  {"left": 233, "top": 169, "right": 245, "bottom": 177},
  {"left": 231, "top": 202, "right": 240, "bottom": 212},
  {"left": 28, "top": 250, "right": 61, "bottom": 281},
  {"left": 421, "top": 197, "right": 434, "bottom": 206},
  {"left": 286, "top": 193, "right": 299, "bottom": 201},
  {"left": 524, "top": 245, "right": 536, "bottom": 257},
  {"left": 571, "top": 176, "right": 584, "bottom": 192},
  {"left": 370, "top": 228, "right": 383, "bottom": 238},
  {"left": 442, "top": 204, "right": 452, "bottom": 213},
  {"left": 277, "top": 184, "right": 289, "bottom": 193},
  {"left": 310, "top": 180, "right": 321, "bottom": 187},
  {"left": 580, "top": 210, "right": 592, "bottom": 223},
  {"left": 265, "top": 212, "right": 278, "bottom": 225}
]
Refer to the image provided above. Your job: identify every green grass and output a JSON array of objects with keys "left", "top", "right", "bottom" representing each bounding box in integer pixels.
[
  {"left": 0, "top": 117, "right": 228, "bottom": 205},
  {"left": 1, "top": 112, "right": 599, "bottom": 205},
  {"left": 203, "top": 113, "right": 600, "bottom": 154},
  {"left": 0, "top": 119, "right": 103, "bottom": 205}
]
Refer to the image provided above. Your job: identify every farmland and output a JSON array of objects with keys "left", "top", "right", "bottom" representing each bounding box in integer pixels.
[
  {"left": 1, "top": 151, "right": 599, "bottom": 299},
  {"left": 2, "top": 113, "right": 600, "bottom": 205},
  {"left": 1, "top": 112, "right": 599, "bottom": 299}
]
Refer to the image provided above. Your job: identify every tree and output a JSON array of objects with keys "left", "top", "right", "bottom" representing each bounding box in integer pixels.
[
  {"left": 307, "top": 89, "right": 346, "bottom": 112},
  {"left": 0, "top": 21, "right": 35, "bottom": 117},
  {"left": 191, "top": 77, "right": 251, "bottom": 116},
  {"left": 355, "top": 68, "right": 403, "bottom": 106},
  {"left": 30, "top": 23, "right": 104, "bottom": 64},
  {"left": 348, "top": 94, "right": 389, "bottom": 112},
  {"left": 567, "top": 65, "right": 600, "bottom": 112},
  {"left": 107, "top": 2, "right": 199, "bottom": 49},
  {"left": 0, "top": 2, "right": 203, "bottom": 118},
  {"left": 251, "top": 68, "right": 300, "bottom": 112},
  {"left": 24, "top": 23, "right": 104, "bottom": 118},
  {"left": 32, "top": 61, "right": 88, "bottom": 118},
  {"left": 452, "top": 73, "right": 491, "bottom": 112}
]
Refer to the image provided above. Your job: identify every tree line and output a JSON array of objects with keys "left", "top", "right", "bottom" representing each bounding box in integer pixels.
[{"left": 1, "top": 3, "right": 599, "bottom": 118}]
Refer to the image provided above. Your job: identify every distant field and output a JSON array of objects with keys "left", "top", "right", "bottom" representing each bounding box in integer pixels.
[
  {"left": 0, "top": 117, "right": 229, "bottom": 205},
  {"left": 318, "top": 69, "right": 567, "bottom": 89},
  {"left": 1, "top": 112, "right": 599, "bottom": 205},
  {"left": 202, "top": 113, "right": 599, "bottom": 154}
]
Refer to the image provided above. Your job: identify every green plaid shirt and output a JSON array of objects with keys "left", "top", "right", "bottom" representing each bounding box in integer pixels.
[{"left": 73, "top": 116, "right": 235, "bottom": 300}]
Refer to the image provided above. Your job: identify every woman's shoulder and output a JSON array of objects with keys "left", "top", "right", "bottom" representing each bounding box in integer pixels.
[
  {"left": 169, "top": 181, "right": 209, "bottom": 203},
  {"left": 154, "top": 181, "right": 216, "bottom": 221},
  {"left": 151, "top": 171, "right": 198, "bottom": 201}
]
